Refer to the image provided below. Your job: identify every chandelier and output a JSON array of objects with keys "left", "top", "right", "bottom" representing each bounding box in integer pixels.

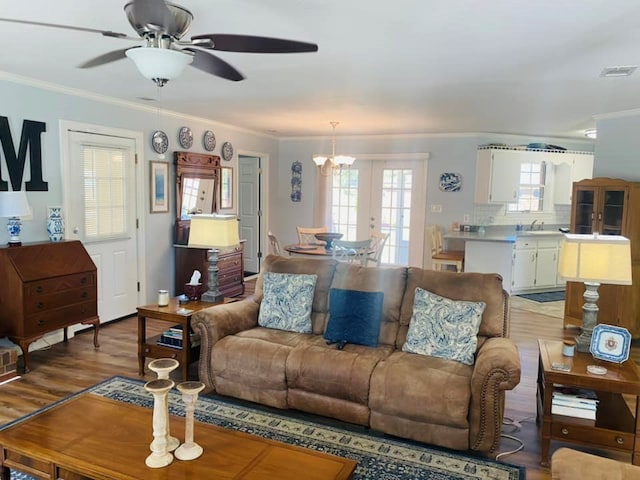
[{"left": 312, "top": 122, "right": 355, "bottom": 176}]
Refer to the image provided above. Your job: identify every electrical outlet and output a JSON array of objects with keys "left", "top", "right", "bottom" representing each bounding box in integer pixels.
[
  {"left": 463, "top": 214, "right": 470, "bottom": 223},
  {"left": 430, "top": 204, "right": 443, "bottom": 213}
]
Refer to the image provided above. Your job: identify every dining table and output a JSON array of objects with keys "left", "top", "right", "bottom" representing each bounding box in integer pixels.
[{"left": 284, "top": 244, "right": 332, "bottom": 256}]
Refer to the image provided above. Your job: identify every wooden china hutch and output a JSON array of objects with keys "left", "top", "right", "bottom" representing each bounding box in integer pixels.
[
  {"left": 173, "top": 151, "right": 244, "bottom": 298},
  {"left": 564, "top": 177, "right": 640, "bottom": 336}
]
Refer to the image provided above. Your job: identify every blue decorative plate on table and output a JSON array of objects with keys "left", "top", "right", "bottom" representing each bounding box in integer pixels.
[{"left": 590, "top": 324, "right": 631, "bottom": 363}]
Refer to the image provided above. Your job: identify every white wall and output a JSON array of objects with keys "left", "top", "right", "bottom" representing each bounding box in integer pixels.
[
  {"left": 594, "top": 113, "right": 640, "bottom": 181},
  {"left": 0, "top": 78, "right": 278, "bottom": 304},
  {"left": 273, "top": 133, "right": 593, "bottom": 247}
]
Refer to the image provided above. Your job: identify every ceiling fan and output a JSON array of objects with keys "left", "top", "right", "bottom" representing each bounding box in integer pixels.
[{"left": 0, "top": 0, "right": 318, "bottom": 86}]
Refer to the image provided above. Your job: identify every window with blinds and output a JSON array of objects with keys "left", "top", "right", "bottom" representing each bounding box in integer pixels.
[{"left": 81, "top": 145, "right": 128, "bottom": 240}]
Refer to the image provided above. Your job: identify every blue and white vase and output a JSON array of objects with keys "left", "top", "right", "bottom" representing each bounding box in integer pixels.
[{"left": 47, "top": 206, "right": 64, "bottom": 242}]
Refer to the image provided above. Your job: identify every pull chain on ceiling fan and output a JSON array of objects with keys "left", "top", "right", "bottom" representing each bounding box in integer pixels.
[{"left": 0, "top": 0, "right": 318, "bottom": 86}]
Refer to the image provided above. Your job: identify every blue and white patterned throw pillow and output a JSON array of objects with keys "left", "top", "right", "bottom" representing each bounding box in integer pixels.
[
  {"left": 402, "top": 287, "right": 485, "bottom": 365},
  {"left": 258, "top": 272, "right": 318, "bottom": 333}
]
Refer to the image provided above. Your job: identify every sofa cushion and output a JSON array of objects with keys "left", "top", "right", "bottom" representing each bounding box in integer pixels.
[
  {"left": 403, "top": 287, "right": 485, "bottom": 365},
  {"left": 258, "top": 272, "right": 317, "bottom": 333},
  {"left": 369, "top": 351, "right": 473, "bottom": 429},
  {"left": 324, "top": 288, "right": 384, "bottom": 347}
]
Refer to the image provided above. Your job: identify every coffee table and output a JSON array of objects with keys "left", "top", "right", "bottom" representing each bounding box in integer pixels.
[
  {"left": 536, "top": 339, "right": 640, "bottom": 467},
  {"left": 0, "top": 393, "right": 356, "bottom": 480}
]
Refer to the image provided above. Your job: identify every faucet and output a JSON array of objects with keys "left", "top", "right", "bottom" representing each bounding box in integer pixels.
[{"left": 529, "top": 219, "right": 537, "bottom": 231}]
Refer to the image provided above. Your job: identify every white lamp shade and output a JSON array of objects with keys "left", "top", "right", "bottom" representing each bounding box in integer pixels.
[
  {"left": 558, "top": 233, "right": 632, "bottom": 285},
  {"left": 125, "top": 47, "right": 193, "bottom": 81},
  {"left": 0, "top": 191, "right": 31, "bottom": 217},
  {"left": 188, "top": 215, "right": 239, "bottom": 248}
]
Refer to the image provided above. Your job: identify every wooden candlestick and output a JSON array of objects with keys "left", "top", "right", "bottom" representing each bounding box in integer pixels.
[
  {"left": 148, "top": 358, "right": 180, "bottom": 452},
  {"left": 144, "top": 378, "right": 174, "bottom": 468},
  {"left": 174, "top": 381, "right": 206, "bottom": 461}
]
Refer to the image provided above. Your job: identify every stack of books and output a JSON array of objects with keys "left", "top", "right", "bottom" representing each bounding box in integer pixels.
[
  {"left": 157, "top": 325, "right": 200, "bottom": 349},
  {"left": 551, "top": 385, "right": 599, "bottom": 420}
]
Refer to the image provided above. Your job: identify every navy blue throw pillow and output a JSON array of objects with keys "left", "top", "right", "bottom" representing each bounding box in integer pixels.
[{"left": 324, "top": 288, "right": 384, "bottom": 347}]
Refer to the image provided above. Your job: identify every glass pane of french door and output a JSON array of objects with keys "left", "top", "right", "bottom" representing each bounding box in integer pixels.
[{"left": 330, "top": 159, "right": 425, "bottom": 266}]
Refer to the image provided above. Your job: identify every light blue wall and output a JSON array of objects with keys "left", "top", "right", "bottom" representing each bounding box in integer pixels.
[
  {"left": 273, "top": 133, "right": 593, "bottom": 247},
  {"left": 594, "top": 114, "right": 640, "bottom": 181},
  {"left": 0, "top": 79, "right": 278, "bottom": 303}
]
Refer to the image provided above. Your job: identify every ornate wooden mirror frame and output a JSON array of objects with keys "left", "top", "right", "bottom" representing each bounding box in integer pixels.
[{"left": 174, "top": 151, "right": 221, "bottom": 244}]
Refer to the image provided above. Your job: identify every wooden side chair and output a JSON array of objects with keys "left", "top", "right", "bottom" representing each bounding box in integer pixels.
[
  {"left": 267, "top": 231, "right": 283, "bottom": 256},
  {"left": 332, "top": 239, "right": 371, "bottom": 266},
  {"left": 367, "top": 231, "right": 390, "bottom": 266},
  {"left": 296, "top": 226, "right": 328, "bottom": 245},
  {"left": 429, "top": 225, "right": 464, "bottom": 272}
]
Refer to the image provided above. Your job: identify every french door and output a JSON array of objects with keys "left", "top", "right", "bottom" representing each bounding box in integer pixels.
[{"left": 330, "top": 157, "right": 426, "bottom": 266}]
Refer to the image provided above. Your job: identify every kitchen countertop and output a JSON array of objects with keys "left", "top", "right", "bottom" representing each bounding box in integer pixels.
[{"left": 444, "top": 228, "right": 565, "bottom": 243}]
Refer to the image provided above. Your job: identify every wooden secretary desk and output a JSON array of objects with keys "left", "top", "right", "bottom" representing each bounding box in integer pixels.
[
  {"left": 173, "top": 151, "right": 245, "bottom": 298},
  {"left": 0, "top": 240, "right": 100, "bottom": 372}
]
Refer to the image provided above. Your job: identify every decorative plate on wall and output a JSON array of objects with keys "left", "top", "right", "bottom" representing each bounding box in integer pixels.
[
  {"left": 221, "top": 141, "right": 234, "bottom": 161},
  {"left": 178, "top": 126, "right": 193, "bottom": 149},
  {"left": 151, "top": 130, "right": 168, "bottom": 154},
  {"left": 439, "top": 172, "right": 462, "bottom": 192},
  {"left": 203, "top": 130, "right": 216, "bottom": 151}
]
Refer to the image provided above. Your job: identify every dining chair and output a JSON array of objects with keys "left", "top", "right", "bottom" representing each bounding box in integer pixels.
[
  {"left": 429, "top": 225, "right": 464, "bottom": 272},
  {"left": 367, "top": 231, "right": 390, "bottom": 266},
  {"left": 296, "top": 226, "right": 329, "bottom": 245},
  {"left": 332, "top": 239, "right": 371, "bottom": 266},
  {"left": 267, "top": 231, "right": 282, "bottom": 256}
]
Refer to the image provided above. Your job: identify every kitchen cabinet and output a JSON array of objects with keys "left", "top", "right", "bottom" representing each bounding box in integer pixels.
[
  {"left": 565, "top": 178, "right": 640, "bottom": 336},
  {"left": 474, "top": 149, "right": 522, "bottom": 203},
  {"left": 553, "top": 153, "right": 594, "bottom": 204},
  {"left": 511, "top": 236, "right": 561, "bottom": 293}
]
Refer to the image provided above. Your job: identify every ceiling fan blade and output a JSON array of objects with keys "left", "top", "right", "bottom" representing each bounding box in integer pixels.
[
  {"left": 0, "top": 17, "right": 136, "bottom": 40},
  {"left": 191, "top": 34, "right": 318, "bottom": 54},
  {"left": 130, "top": 0, "right": 177, "bottom": 33},
  {"left": 78, "top": 49, "right": 129, "bottom": 69},
  {"left": 183, "top": 48, "right": 244, "bottom": 82}
]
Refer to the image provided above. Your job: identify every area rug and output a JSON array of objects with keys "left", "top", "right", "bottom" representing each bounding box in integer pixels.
[
  {"left": 517, "top": 290, "right": 565, "bottom": 303},
  {"left": 5, "top": 376, "right": 525, "bottom": 480}
]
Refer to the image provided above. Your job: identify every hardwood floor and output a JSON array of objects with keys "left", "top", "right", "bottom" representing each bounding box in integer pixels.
[{"left": 0, "top": 283, "right": 638, "bottom": 479}]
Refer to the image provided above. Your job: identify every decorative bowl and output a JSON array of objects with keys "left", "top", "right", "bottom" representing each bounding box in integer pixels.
[{"left": 314, "top": 232, "right": 343, "bottom": 251}]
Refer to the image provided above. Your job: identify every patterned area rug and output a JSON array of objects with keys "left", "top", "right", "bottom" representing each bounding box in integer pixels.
[
  {"left": 517, "top": 291, "right": 565, "bottom": 303},
  {"left": 6, "top": 376, "right": 525, "bottom": 480}
]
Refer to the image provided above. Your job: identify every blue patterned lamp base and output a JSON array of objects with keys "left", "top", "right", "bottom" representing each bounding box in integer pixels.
[{"left": 7, "top": 216, "right": 22, "bottom": 246}]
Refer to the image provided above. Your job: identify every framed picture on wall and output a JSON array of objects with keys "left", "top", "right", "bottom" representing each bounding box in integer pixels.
[
  {"left": 220, "top": 167, "right": 233, "bottom": 209},
  {"left": 150, "top": 161, "right": 169, "bottom": 213}
]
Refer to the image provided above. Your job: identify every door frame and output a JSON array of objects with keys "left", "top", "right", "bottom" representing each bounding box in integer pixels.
[
  {"left": 59, "top": 120, "right": 146, "bottom": 310},
  {"left": 237, "top": 149, "right": 269, "bottom": 275}
]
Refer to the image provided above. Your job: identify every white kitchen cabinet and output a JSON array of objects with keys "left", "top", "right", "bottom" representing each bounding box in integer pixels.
[
  {"left": 512, "top": 239, "right": 537, "bottom": 290},
  {"left": 474, "top": 149, "right": 522, "bottom": 203},
  {"left": 511, "top": 236, "right": 562, "bottom": 293},
  {"left": 553, "top": 153, "right": 594, "bottom": 204}
]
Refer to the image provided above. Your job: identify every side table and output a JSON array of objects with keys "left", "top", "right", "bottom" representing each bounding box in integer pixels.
[
  {"left": 536, "top": 339, "right": 640, "bottom": 467},
  {"left": 137, "top": 297, "right": 230, "bottom": 381}
]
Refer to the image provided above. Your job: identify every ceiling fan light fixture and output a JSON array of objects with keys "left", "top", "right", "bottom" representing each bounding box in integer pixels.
[
  {"left": 312, "top": 155, "right": 328, "bottom": 166},
  {"left": 125, "top": 47, "right": 193, "bottom": 85}
]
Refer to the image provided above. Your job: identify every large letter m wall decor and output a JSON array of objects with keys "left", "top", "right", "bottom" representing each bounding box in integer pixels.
[{"left": 0, "top": 116, "right": 48, "bottom": 191}]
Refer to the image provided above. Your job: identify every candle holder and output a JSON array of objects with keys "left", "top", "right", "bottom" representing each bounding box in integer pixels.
[
  {"left": 144, "top": 379, "right": 175, "bottom": 468},
  {"left": 148, "top": 358, "right": 181, "bottom": 452},
  {"left": 174, "top": 381, "right": 206, "bottom": 461}
]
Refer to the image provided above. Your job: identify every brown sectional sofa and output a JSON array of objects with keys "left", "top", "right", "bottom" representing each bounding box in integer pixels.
[{"left": 192, "top": 255, "right": 521, "bottom": 453}]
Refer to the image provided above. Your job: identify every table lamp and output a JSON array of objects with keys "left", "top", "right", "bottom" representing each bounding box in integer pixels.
[
  {"left": 188, "top": 214, "right": 240, "bottom": 303},
  {"left": 558, "top": 233, "right": 632, "bottom": 352},
  {"left": 0, "top": 191, "right": 32, "bottom": 246}
]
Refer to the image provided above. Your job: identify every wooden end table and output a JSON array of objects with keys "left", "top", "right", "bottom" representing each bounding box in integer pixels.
[
  {"left": 536, "top": 339, "right": 640, "bottom": 467},
  {"left": 137, "top": 297, "right": 231, "bottom": 381}
]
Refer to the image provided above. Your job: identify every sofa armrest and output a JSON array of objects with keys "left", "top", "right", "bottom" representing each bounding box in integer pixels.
[
  {"left": 552, "top": 448, "right": 640, "bottom": 480},
  {"left": 468, "top": 337, "right": 521, "bottom": 452},
  {"left": 192, "top": 299, "right": 260, "bottom": 389}
]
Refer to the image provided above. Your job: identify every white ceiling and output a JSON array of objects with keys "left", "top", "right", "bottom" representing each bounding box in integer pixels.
[{"left": 2, "top": 0, "right": 640, "bottom": 138}]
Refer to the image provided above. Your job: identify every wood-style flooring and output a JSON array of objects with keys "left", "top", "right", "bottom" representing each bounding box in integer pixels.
[{"left": 0, "top": 281, "right": 638, "bottom": 479}]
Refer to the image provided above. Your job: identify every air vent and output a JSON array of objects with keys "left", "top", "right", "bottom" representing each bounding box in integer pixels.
[{"left": 600, "top": 66, "right": 637, "bottom": 77}]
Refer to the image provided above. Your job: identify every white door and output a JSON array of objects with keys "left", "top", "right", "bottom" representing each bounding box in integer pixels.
[
  {"left": 62, "top": 127, "right": 141, "bottom": 323},
  {"left": 238, "top": 155, "right": 261, "bottom": 275},
  {"left": 331, "top": 158, "right": 426, "bottom": 266}
]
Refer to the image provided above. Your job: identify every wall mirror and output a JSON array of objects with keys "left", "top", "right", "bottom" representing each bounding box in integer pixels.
[
  {"left": 174, "top": 151, "right": 221, "bottom": 244},
  {"left": 220, "top": 167, "right": 233, "bottom": 209}
]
